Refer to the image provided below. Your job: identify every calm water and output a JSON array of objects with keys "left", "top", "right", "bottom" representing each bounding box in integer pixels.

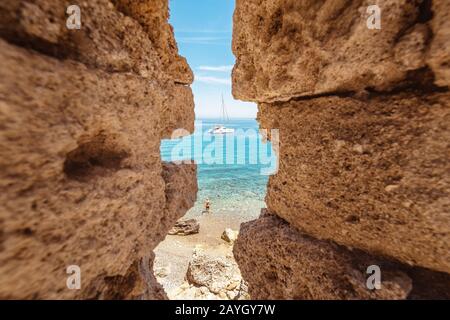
[{"left": 160, "top": 119, "right": 276, "bottom": 218}]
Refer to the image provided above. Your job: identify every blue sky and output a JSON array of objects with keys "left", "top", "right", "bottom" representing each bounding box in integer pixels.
[{"left": 169, "top": 0, "right": 257, "bottom": 119}]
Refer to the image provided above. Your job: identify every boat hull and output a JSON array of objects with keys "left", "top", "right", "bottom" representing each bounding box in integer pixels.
[{"left": 208, "top": 127, "right": 235, "bottom": 135}]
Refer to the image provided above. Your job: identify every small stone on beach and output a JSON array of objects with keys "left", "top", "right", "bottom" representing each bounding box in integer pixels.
[{"left": 169, "top": 219, "right": 200, "bottom": 236}]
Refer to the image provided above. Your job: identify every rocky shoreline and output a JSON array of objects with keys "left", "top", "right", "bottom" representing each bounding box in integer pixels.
[{"left": 154, "top": 212, "right": 254, "bottom": 300}]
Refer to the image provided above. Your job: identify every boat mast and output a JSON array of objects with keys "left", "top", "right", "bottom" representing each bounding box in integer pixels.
[{"left": 221, "top": 93, "right": 229, "bottom": 123}]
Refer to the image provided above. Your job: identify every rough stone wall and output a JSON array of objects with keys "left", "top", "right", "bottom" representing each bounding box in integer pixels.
[
  {"left": 232, "top": 0, "right": 450, "bottom": 299},
  {"left": 0, "top": 0, "right": 196, "bottom": 299}
]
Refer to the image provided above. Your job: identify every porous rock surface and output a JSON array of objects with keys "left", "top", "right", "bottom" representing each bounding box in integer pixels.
[
  {"left": 233, "top": 0, "right": 449, "bottom": 103},
  {"left": 221, "top": 228, "right": 239, "bottom": 244},
  {"left": 186, "top": 250, "right": 245, "bottom": 299},
  {"left": 233, "top": 0, "right": 450, "bottom": 299},
  {"left": 0, "top": 0, "right": 196, "bottom": 299},
  {"left": 235, "top": 212, "right": 450, "bottom": 300},
  {"left": 234, "top": 214, "right": 413, "bottom": 300},
  {"left": 259, "top": 91, "right": 450, "bottom": 273}
]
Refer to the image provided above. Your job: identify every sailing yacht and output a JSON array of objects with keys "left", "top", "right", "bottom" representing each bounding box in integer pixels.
[{"left": 208, "top": 94, "right": 235, "bottom": 135}]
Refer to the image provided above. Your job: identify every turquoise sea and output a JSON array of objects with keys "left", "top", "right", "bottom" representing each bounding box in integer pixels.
[{"left": 160, "top": 118, "right": 276, "bottom": 218}]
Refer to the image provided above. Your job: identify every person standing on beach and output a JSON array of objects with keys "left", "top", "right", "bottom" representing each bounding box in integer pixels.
[{"left": 204, "top": 198, "right": 211, "bottom": 214}]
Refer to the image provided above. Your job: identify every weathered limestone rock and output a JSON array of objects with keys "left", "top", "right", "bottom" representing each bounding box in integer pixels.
[
  {"left": 235, "top": 213, "right": 450, "bottom": 300},
  {"left": 427, "top": 0, "right": 450, "bottom": 87},
  {"left": 0, "top": 0, "right": 195, "bottom": 136},
  {"left": 233, "top": 0, "right": 449, "bottom": 103},
  {"left": 0, "top": 0, "right": 196, "bottom": 299},
  {"left": 221, "top": 228, "right": 239, "bottom": 243},
  {"left": 232, "top": 0, "right": 450, "bottom": 299},
  {"left": 259, "top": 92, "right": 450, "bottom": 273},
  {"left": 169, "top": 219, "right": 200, "bottom": 236},
  {"left": 112, "top": 0, "right": 194, "bottom": 84},
  {"left": 186, "top": 251, "right": 242, "bottom": 296}
]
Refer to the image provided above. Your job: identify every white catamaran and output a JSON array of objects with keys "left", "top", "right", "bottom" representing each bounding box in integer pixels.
[{"left": 208, "top": 94, "right": 235, "bottom": 135}]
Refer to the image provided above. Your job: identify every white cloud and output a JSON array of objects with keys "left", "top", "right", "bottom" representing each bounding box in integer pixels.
[
  {"left": 198, "top": 65, "right": 234, "bottom": 72},
  {"left": 195, "top": 76, "right": 232, "bottom": 85}
]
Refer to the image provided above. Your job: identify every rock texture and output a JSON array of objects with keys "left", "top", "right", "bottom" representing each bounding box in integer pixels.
[
  {"left": 169, "top": 219, "right": 200, "bottom": 236},
  {"left": 186, "top": 249, "right": 248, "bottom": 300},
  {"left": 233, "top": 0, "right": 448, "bottom": 103},
  {"left": 259, "top": 92, "right": 450, "bottom": 272},
  {"left": 235, "top": 213, "right": 413, "bottom": 300},
  {"left": 427, "top": 0, "right": 450, "bottom": 87},
  {"left": 236, "top": 212, "right": 450, "bottom": 300},
  {"left": 233, "top": 0, "right": 450, "bottom": 299},
  {"left": 221, "top": 228, "right": 239, "bottom": 244},
  {"left": 0, "top": 0, "right": 196, "bottom": 299}
]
